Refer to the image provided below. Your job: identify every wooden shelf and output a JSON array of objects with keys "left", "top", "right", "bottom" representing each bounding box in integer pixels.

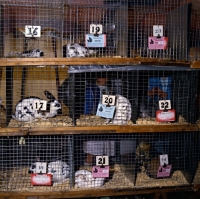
[
  {"left": 0, "top": 124, "right": 199, "bottom": 136},
  {"left": 0, "top": 57, "right": 194, "bottom": 67},
  {"left": 0, "top": 186, "right": 194, "bottom": 199}
]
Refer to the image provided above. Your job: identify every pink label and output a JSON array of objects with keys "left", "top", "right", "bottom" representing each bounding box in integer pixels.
[
  {"left": 157, "top": 165, "right": 172, "bottom": 178},
  {"left": 92, "top": 166, "right": 109, "bottom": 178},
  {"left": 148, "top": 36, "right": 168, "bottom": 49},
  {"left": 31, "top": 174, "right": 52, "bottom": 186},
  {"left": 156, "top": 109, "right": 175, "bottom": 122}
]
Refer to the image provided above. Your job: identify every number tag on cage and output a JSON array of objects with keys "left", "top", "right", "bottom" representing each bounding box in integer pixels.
[
  {"left": 102, "top": 95, "right": 116, "bottom": 106},
  {"left": 96, "top": 104, "right": 115, "bottom": 119},
  {"left": 148, "top": 36, "right": 168, "bottom": 50},
  {"left": 157, "top": 164, "right": 172, "bottom": 178},
  {"left": 96, "top": 156, "right": 109, "bottom": 166},
  {"left": 35, "top": 162, "right": 47, "bottom": 174},
  {"left": 92, "top": 166, "right": 109, "bottom": 178},
  {"left": 85, "top": 34, "right": 106, "bottom": 47},
  {"left": 25, "top": 25, "right": 41, "bottom": 37},
  {"left": 90, "top": 24, "right": 103, "bottom": 34},
  {"left": 159, "top": 100, "right": 171, "bottom": 110},
  {"left": 33, "top": 100, "right": 47, "bottom": 111},
  {"left": 153, "top": 25, "right": 163, "bottom": 37},
  {"left": 159, "top": 154, "right": 169, "bottom": 166}
]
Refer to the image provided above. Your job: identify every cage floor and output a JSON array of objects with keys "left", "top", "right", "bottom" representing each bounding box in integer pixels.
[{"left": 8, "top": 116, "right": 73, "bottom": 128}]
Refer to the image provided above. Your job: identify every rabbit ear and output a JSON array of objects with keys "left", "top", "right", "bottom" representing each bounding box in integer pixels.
[{"left": 44, "top": 90, "right": 56, "bottom": 100}]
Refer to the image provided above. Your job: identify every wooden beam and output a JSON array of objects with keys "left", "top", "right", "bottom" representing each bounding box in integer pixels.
[{"left": 0, "top": 124, "right": 198, "bottom": 136}]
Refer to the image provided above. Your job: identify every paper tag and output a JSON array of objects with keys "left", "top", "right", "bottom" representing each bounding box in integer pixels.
[
  {"left": 92, "top": 166, "right": 109, "bottom": 178},
  {"left": 156, "top": 109, "right": 175, "bottom": 122},
  {"left": 85, "top": 34, "right": 106, "bottom": 47},
  {"left": 96, "top": 156, "right": 109, "bottom": 166},
  {"left": 157, "top": 165, "right": 172, "bottom": 178},
  {"left": 96, "top": 104, "right": 115, "bottom": 119},
  {"left": 160, "top": 154, "right": 169, "bottom": 166},
  {"left": 90, "top": 24, "right": 103, "bottom": 34},
  {"left": 33, "top": 100, "right": 47, "bottom": 111},
  {"left": 153, "top": 25, "right": 163, "bottom": 37},
  {"left": 35, "top": 162, "right": 47, "bottom": 174},
  {"left": 159, "top": 100, "right": 171, "bottom": 110},
  {"left": 102, "top": 95, "right": 116, "bottom": 106},
  {"left": 25, "top": 25, "right": 41, "bottom": 37},
  {"left": 31, "top": 173, "right": 52, "bottom": 185},
  {"left": 148, "top": 36, "right": 168, "bottom": 49}
]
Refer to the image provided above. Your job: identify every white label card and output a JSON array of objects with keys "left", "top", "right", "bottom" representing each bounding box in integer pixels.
[
  {"left": 102, "top": 95, "right": 116, "bottom": 106},
  {"left": 153, "top": 25, "right": 163, "bottom": 37},
  {"left": 96, "top": 156, "right": 109, "bottom": 166},
  {"left": 25, "top": 25, "right": 41, "bottom": 37},
  {"left": 33, "top": 100, "right": 47, "bottom": 111},
  {"left": 90, "top": 24, "right": 103, "bottom": 34},
  {"left": 159, "top": 100, "right": 171, "bottom": 110},
  {"left": 35, "top": 162, "right": 47, "bottom": 173},
  {"left": 85, "top": 34, "right": 106, "bottom": 47},
  {"left": 160, "top": 154, "right": 169, "bottom": 166}
]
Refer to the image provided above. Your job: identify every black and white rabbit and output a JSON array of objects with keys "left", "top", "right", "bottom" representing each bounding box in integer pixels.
[{"left": 12, "top": 90, "right": 61, "bottom": 122}]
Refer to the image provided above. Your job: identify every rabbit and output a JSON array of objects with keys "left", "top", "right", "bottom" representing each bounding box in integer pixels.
[{"left": 12, "top": 90, "right": 61, "bottom": 122}]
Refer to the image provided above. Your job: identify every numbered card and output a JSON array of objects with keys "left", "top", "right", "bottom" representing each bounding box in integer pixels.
[
  {"left": 96, "top": 104, "right": 115, "bottom": 119},
  {"left": 102, "top": 95, "right": 116, "bottom": 106},
  {"left": 159, "top": 154, "right": 169, "bottom": 166},
  {"left": 35, "top": 162, "right": 47, "bottom": 174},
  {"left": 90, "top": 24, "right": 103, "bottom": 34},
  {"left": 96, "top": 156, "right": 109, "bottom": 166},
  {"left": 25, "top": 25, "right": 41, "bottom": 37},
  {"left": 157, "top": 165, "right": 172, "bottom": 178},
  {"left": 148, "top": 36, "right": 168, "bottom": 50},
  {"left": 85, "top": 34, "right": 106, "bottom": 47},
  {"left": 159, "top": 100, "right": 171, "bottom": 110},
  {"left": 153, "top": 25, "right": 163, "bottom": 37},
  {"left": 33, "top": 100, "right": 47, "bottom": 111},
  {"left": 92, "top": 166, "right": 109, "bottom": 178}
]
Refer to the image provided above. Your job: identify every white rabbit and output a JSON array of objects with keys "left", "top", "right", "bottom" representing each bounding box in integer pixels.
[
  {"left": 12, "top": 90, "right": 61, "bottom": 122},
  {"left": 48, "top": 160, "right": 70, "bottom": 183}
]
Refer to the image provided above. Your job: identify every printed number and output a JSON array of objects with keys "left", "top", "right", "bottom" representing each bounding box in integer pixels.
[
  {"left": 35, "top": 102, "right": 44, "bottom": 110},
  {"left": 161, "top": 101, "right": 168, "bottom": 109},
  {"left": 159, "top": 100, "right": 171, "bottom": 110},
  {"left": 25, "top": 26, "right": 41, "bottom": 37},
  {"left": 104, "top": 97, "right": 113, "bottom": 104},
  {"left": 90, "top": 24, "right": 102, "bottom": 34},
  {"left": 102, "top": 95, "right": 115, "bottom": 106},
  {"left": 96, "top": 156, "right": 109, "bottom": 166},
  {"left": 155, "top": 29, "right": 161, "bottom": 34},
  {"left": 33, "top": 100, "right": 47, "bottom": 111},
  {"left": 98, "top": 157, "right": 105, "bottom": 165}
]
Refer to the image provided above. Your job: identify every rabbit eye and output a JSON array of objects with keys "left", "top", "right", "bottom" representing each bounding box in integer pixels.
[{"left": 24, "top": 106, "right": 27, "bottom": 110}]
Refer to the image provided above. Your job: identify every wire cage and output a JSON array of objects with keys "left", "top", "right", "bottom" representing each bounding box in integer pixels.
[
  {"left": 0, "top": 135, "right": 73, "bottom": 191},
  {"left": 0, "top": 65, "right": 199, "bottom": 128},
  {"left": 66, "top": 65, "right": 199, "bottom": 127},
  {"left": 0, "top": 0, "right": 200, "bottom": 60},
  {"left": 73, "top": 131, "right": 199, "bottom": 189},
  {"left": 0, "top": 132, "right": 198, "bottom": 192}
]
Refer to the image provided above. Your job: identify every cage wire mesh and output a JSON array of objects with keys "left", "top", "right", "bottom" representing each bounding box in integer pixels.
[
  {"left": 73, "top": 132, "right": 199, "bottom": 189},
  {"left": 0, "top": 132, "right": 199, "bottom": 191},
  {"left": 0, "top": 135, "right": 73, "bottom": 191},
  {"left": 65, "top": 66, "right": 199, "bottom": 127},
  {"left": 0, "top": 65, "right": 199, "bottom": 128},
  {"left": 0, "top": 0, "right": 200, "bottom": 60}
]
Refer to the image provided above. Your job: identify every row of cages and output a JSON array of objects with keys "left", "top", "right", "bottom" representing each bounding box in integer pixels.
[
  {"left": 0, "top": 65, "right": 199, "bottom": 128},
  {"left": 0, "top": 0, "right": 200, "bottom": 60},
  {"left": 0, "top": 132, "right": 199, "bottom": 192}
]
